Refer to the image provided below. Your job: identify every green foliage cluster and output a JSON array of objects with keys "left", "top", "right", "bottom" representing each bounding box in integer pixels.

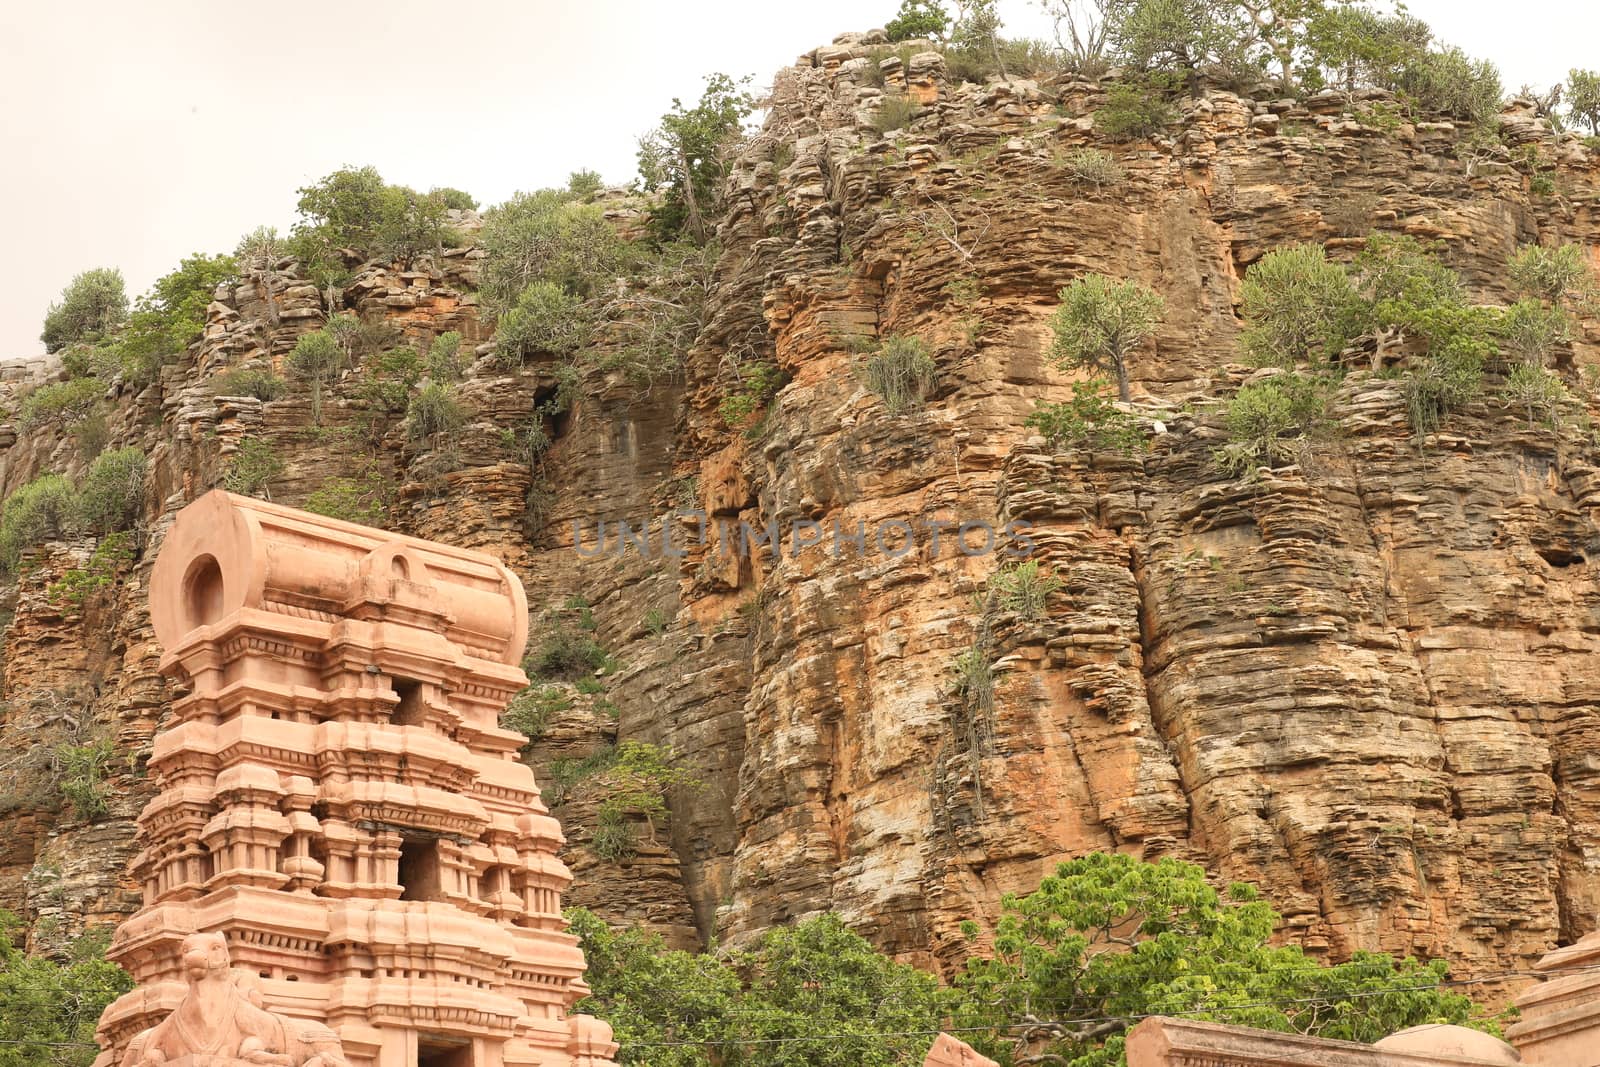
[
  {"left": 17, "top": 377, "right": 102, "bottom": 432},
  {"left": 1239, "top": 245, "right": 1359, "bottom": 367},
  {"left": 0, "top": 448, "right": 146, "bottom": 572},
  {"left": 286, "top": 328, "right": 345, "bottom": 424},
  {"left": 1025, "top": 379, "right": 1144, "bottom": 454},
  {"left": 1569, "top": 69, "right": 1600, "bottom": 136},
  {"left": 858, "top": 334, "right": 937, "bottom": 413},
  {"left": 40, "top": 268, "right": 127, "bottom": 353},
  {"left": 113, "top": 253, "right": 237, "bottom": 383},
  {"left": 303, "top": 474, "right": 389, "bottom": 526},
  {"left": 223, "top": 437, "right": 284, "bottom": 499},
  {"left": 886, "top": 0, "right": 949, "bottom": 42},
  {"left": 1046, "top": 275, "right": 1165, "bottom": 402},
  {"left": 717, "top": 361, "right": 786, "bottom": 429},
  {"left": 527, "top": 609, "right": 617, "bottom": 682},
  {"left": 406, "top": 381, "right": 467, "bottom": 443},
  {"left": 1096, "top": 80, "right": 1179, "bottom": 140},
  {"left": 52, "top": 737, "right": 117, "bottom": 821},
  {"left": 873, "top": 95, "right": 922, "bottom": 134},
  {"left": 569, "top": 852, "right": 1484, "bottom": 1066},
  {"left": 75, "top": 447, "right": 147, "bottom": 536},
  {"left": 212, "top": 365, "right": 287, "bottom": 401},
  {"left": 637, "top": 73, "right": 757, "bottom": 244},
  {"left": 952, "top": 853, "right": 1485, "bottom": 1066},
  {"left": 987, "top": 560, "right": 1062, "bottom": 621},
  {"left": 1235, "top": 236, "right": 1537, "bottom": 434},
  {"left": 0, "top": 910, "right": 132, "bottom": 1066},
  {"left": 292, "top": 165, "right": 469, "bottom": 266},
  {"left": 1215, "top": 372, "right": 1329, "bottom": 478},
  {"left": 1502, "top": 363, "right": 1568, "bottom": 427},
  {"left": 573, "top": 909, "right": 951, "bottom": 1066},
  {"left": 500, "top": 684, "right": 574, "bottom": 747},
  {"left": 48, "top": 531, "right": 135, "bottom": 610},
  {"left": 1058, "top": 148, "right": 1127, "bottom": 188}
]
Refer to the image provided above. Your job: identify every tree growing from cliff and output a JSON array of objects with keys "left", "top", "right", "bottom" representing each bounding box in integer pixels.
[
  {"left": 287, "top": 328, "right": 344, "bottom": 425},
  {"left": 0, "top": 912, "right": 132, "bottom": 1067},
  {"left": 40, "top": 268, "right": 128, "bottom": 353},
  {"left": 114, "top": 252, "right": 238, "bottom": 384},
  {"left": 1046, "top": 275, "right": 1164, "bottom": 402},
  {"left": 1239, "top": 244, "right": 1360, "bottom": 367},
  {"left": 1106, "top": 0, "right": 1263, "bottom": 87},
  {"left": 235, "top": 226, "right": 285, "bottom": 325},
  {"left": 952, "top": 853, "right": 1488, "bottom": 1067},
  {"left": 295, "top": 165, "right": 388, "bottom": 252},
  {"left": 637, "top": 73, "right": 756, "bottom": 244},
  {"left": 1568, "top": 69, "right": 1600, "bottom": 136},
  {"left": 886, "top": 0, "right": 950, "bottom": 42}
]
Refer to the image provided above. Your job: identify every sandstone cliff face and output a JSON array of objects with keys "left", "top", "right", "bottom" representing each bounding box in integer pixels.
[{"left": 5, "top": 29, "right": 1600, "bottom": 998}]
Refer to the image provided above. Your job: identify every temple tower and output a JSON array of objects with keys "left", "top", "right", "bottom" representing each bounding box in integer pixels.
[{"left": 93, "top": 490, "right": 618, "bottom": 1067}]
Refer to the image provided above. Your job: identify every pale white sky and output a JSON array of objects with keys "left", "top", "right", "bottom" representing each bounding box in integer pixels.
[{"left": 1, "top": 0, "right": 1592, "bottom": 359}]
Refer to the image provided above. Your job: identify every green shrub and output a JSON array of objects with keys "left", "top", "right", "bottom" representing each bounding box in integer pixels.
[
  {"left": 294, "top": 166, "right": 388, "bottom": 252},
  {"left": 1508, "top": 243, "right": 1594, "bottom": 306},
  {"left": 405, "top": 382, "right": 466, "bottom": 442},
  {"left": 211, "top": 366, "right": 286, "bottom": 401},
  {"left": 886, "top": 0, "right": 948, "bottom": 42},
  {"left": 1046, "top": 275, "right": 1164, "bottom": 401},
  {"left": 528, "top": 623, "right": 615, "bottom": 681},
  {"left": 286, "top": 329, "right": 344, "bottom": 424},
  {"left": 1502, "top": 363, "right": 1568, "bottom": 427},
  {"left": 872, "top": 95, "right": 921, "bottom": 134},
  {"left": 1397, "top": 46, "right": 1502, "bottom": 124},
  {"left": 17, "top": 378, "right": 101, "bottom": 431},
  {"left": 861, "top": 334, "right": 937, "bottom": 413},
  {"left": 359, "top": 346, "right": 423, "bottom": 414},
  {"left": 1215, "top": 373, "right": 1328, "bottom": 478},
  {"left": 1025, "top": 379, "right": 1143, "bottom": 453},
  {"left": 718, "top": 361, "right": 786, "bottom": 428},
  {"left": 113, "top": 253, "right": 237, "bottom": 383},
  {"left": 48, "top": 532, "right": 134, "bottom": 610},
  {"left": 429, "top": 186, "right": 479, "bottom": 211},
  {"left": 987, "top": 560, "right": 1062, "bottom": 621},
  {"left": 1239, "top": 245, "right": 1361, "bottom": 367},
  {"left": 52, "top": 738, "right": 116, "bottom": 821},
  {"left": 0, "top": 909, "right": 133, "bottom": 1064},
  {"left": 0, "top": 475, "right": 75, "bottom": 571},
  {"left": 495, "top": 281, "right": 589, "bottom": 364},
  {"left": 567, "top": 169, "right": 605, "bottom": 200},
  {"left": 75, "top": 447, "right": 145, "bottom": 535},
  {"left": 303, "top": 476, "right": 387, "bottom": 526},
  {"left": 1403, "top": 349, "right": 1485, "bottom": 433},
  {"left": 500, "top": 684, "right": 573, "bottom": 746},
  {"left": 1095, "top": 80, "right": 1177, "bottom": 141},
  {"left": 1498, "top": 299, "right": 1571, "bottom": 367},
  {"left": 951, "top": 643, "right": 995, "bottom": 714},
  {"left": 591, "top": 807, "right": 639, "bottom": 861},
  {"left": 478, "top": 190, "right": 628, "bottom": 311},
  {"left": 224, "top": 437, "right": 284, "bottom": 498},
  {"left": 1058, "top": 148, "right": 1125, "bottom": 189},
  {"left": 40, "top": 268, "right": 127, "bottom": 353},
  {"left": 425, "top": 331, "right": 464, "bottom": 381}
]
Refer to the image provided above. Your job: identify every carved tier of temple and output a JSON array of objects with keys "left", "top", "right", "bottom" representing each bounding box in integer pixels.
[{"left": 92, "top": 490, "right": 619, "bottom": 1067}]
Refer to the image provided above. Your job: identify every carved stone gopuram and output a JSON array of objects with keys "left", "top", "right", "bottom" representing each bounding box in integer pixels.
[{"left": 93, "top": 490, "right": 619, "bottom": 1067}]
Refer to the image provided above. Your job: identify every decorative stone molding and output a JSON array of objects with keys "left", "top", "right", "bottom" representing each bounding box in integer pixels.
[
  {"left": 1508, "top": 931, "right": 1600, "bottom": 1067},
  {"left": 94, "top": 491, "right": 617, "bottom": 1067},
  {"left": 1125, "top": 1018, "right": 1519, "bottom": 1067}
]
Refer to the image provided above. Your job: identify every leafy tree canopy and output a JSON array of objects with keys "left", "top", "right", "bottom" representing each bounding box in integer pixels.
[
  {"left": 637, "top": 73, "right": 756, "bottom": 244},
  {"left": 0, "top": 910, "right": 132, "bottom": 1067},
  {"left": 41, "top": 268, "right": 127, "bottom": 354}
]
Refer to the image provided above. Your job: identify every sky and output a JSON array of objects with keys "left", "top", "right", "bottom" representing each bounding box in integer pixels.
[{"left": 1, "top": 0, "right": 1594, "bottom": 360}]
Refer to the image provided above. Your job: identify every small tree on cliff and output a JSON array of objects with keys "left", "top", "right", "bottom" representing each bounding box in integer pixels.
[
  {"left": 886, "top": 0, "right": 949, "bottom": 42},
  {"left": 286, "top": 328, "right": 343, "bottom": 425},
  {"left": 40, "top": 268, "right": 128, "bottom": 353},
  {"left": 637, "top": 73, "right": 756, "bottom": 244},
  {"left": 1046, "top": 275, "right": 1164, "bottom": 402},
  {"left": 1568, "top": 69, "right": 1600, "bottom": 136},
  {"left": 952, "top": 853, "right": 1489, "bottom": 1067}
]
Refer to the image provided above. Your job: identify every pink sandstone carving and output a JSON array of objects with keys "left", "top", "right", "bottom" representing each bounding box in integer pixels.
[
  {"left": 922, "top": 1033, "right": 1000, "bottom": 1066},
  {"left": 93, "top": 490, "right": 618, "bottom": 1067}
]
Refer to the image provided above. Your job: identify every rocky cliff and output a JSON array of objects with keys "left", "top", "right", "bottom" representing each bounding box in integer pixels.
[{"left": 4, "top": 29, "right": 1600, "bottom": 999}]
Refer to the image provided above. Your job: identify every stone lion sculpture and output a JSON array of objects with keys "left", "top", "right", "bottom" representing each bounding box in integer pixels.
[{"left": 121, "top": 932, "right": 348, "bottom": 1067}]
